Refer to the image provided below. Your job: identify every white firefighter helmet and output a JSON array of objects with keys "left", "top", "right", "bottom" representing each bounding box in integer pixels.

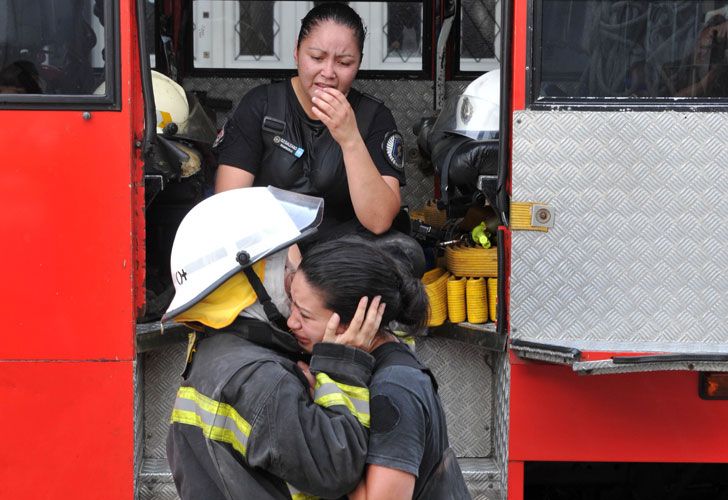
[
  {"left": 152, "top": 70, "right": 189, "bottom": 134},
  {"left": 163, "top": 186, "right": 324, "bottom": 322},
  {"left": 433, "top": 69, "right": 500, "bottom": 141}
]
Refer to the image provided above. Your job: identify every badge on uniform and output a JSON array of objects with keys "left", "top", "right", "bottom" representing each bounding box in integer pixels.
[
  {"left": 382, "top": 131, "right": 405, "bottom": 171},
  {"left": 274, "top": 135, "right": 305, "bottom": 158}
]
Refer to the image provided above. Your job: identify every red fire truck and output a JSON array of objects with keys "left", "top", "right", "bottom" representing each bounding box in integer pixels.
[{"left": 2, "top": 0, "right": 728, "bottom": 499}]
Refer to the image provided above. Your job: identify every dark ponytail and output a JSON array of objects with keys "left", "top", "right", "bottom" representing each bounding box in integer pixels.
[
  {"left": 393, "top": 263, "right": 429, "bottom": 331},
  {"left": 298, "top": 237, "right": 428, "bottom": 331}
]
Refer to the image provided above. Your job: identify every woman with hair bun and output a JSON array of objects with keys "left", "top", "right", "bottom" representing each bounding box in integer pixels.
[
  {"left": 214, "top": 2, "right": 424, "bottom": 275},
  {"left": 288, "top": 237, "right": 470, "bottom": 499}
]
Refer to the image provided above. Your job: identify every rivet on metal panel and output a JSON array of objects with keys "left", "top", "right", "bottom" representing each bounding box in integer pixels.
[
  {"left": 531, "top": 204, "right": 555, "bottom": 228},
  {"left": 82, "top": 111, "right": 92, "bottom": 120}
]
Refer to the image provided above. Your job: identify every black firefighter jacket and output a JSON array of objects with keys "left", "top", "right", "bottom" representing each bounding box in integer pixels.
[{"left": 167, "top": 319, "right": 373, "bottom": 499}]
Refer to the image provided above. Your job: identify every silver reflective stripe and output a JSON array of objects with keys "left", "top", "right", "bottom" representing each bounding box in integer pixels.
[
  {"left": 313, "top": 373, "right": 370, "bottom": 428},
  {"left": 171, "top": 386, "right": 251, "bottom": 457},
  {"left": 183, "top": 247, "right": 228, "bottom": 274},
  {"left": 313, "top": 382, "right": 370, "bottom": 416}
]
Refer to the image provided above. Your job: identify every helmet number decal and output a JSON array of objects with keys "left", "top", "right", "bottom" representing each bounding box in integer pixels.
[
  {"left": 175, "top": 269, "right": 188, "bottom": 285},
  {"left": 382, "top": 131, "right": 405, "bottom": 171}
]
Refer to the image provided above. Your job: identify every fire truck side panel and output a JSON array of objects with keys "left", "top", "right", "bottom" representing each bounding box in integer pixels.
[
  {"left": 0, "top": 1, "right": 141, "bottom": 497},
  {"left": 0, "top": 110, "right": 136, "bottom": 360},
  {"left": 509, "top": 359, "right": 728, "bottom": 463},
  {"left": 511, "top": 0, "right": 528, "bottom": 111},
  {"left": 0, "top": 0, "right": 139, "bottom": 361},
  {"left": 508, "top": 461, "right": 525, "bottom": 500},
  {"left": 510, "top": 110, "right": 728, "bottom": 352},
  {"left": 0, "top": 361, "right": 134, "bottom": 498}
]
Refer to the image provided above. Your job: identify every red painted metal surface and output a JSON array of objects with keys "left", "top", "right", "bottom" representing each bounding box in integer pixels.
[
  {"left": 508, "top": 461, "right": 525, "bottom": 500},
  {"left": 511, "top": 0, "right": 528, "bottom": 111},
  {"left": 0, "top": 108, "right": 135, "bottom": 360},
  {"left": 509, "top": 359, "right": 728, "bottom": 463},
  {"left": 0, "top": 0, "right": 141, "bottom": 496},
  {"left": 0, "top": 361, "right": 135, "bottom": 498},
  {"left": 0, "top": 1, "right": 139, "bottom": 361},
  {"left": 129, "top": 0, "right": 147, "bottom": 320}
]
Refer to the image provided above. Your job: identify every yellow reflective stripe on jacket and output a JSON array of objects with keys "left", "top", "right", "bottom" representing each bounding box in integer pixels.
[
  {"left": 288, "top": 483, "right": 319, "bottom": 500},
  {"left": 313, "top": 373, "right": 370, "bottom": 428},
  {"left": 170, "top": 386, "right": 251, "bottom": 457}
]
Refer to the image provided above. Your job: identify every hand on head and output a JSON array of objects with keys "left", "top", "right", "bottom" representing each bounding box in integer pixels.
[{"left": 323, "top": 296, "right": 386, "bottom": 352}]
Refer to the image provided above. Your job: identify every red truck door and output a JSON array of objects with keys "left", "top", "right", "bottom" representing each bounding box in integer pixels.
[
  {"left": 505, "top": 0, "right": 728, "bottom": 498},
  {"left": 0, "top": 0, "right": 142, "bottom": 497}
]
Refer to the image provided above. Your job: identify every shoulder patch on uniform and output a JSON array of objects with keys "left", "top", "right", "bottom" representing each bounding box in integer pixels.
[
  {"left": 212, "top": 124, "right": 226, "bottom": 149},
  {"left": 370, "top": 395, "right": 400, "bottom": 434},
  {"left": 382, "top": 131, "right": 405, "bottom": 171}
]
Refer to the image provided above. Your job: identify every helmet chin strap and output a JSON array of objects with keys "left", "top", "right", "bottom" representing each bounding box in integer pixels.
[{"left": 241, "top": 265, "right": 289, "bottom": 332}]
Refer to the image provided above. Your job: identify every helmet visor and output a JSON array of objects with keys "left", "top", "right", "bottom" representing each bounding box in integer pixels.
[{"left": 164, "top": 186, "right": 323, "bottom": 321}]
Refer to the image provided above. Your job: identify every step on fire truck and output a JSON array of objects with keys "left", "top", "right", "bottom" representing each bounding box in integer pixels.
[{"left": 2, "top": 0, "right": 728, "bottom": 499}]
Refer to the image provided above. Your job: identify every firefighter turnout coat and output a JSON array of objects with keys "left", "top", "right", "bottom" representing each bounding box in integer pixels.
[{"left": 167, "top": 318, "right": 373, "bottom": 499}]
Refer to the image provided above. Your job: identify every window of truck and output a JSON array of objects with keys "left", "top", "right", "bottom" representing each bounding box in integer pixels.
[
  {"left": 457, "top": 0, "right": 501, "bottom": 74},
  {"left": 532, "top": 0, "right": 728, "bottom": 103},
  {"left": 191, "top": 0, "right": 430, "bottom": 75},
  {"left": 0, "top": 0, "right": 117, "bottom": 109}
]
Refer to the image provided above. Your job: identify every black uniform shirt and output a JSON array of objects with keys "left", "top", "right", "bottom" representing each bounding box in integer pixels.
[
  {"left": 215, "top": 81, "right": 405, "bottom": 236},
  {"left": 367, "top": 342, "right": 448, "bottom": 499}
]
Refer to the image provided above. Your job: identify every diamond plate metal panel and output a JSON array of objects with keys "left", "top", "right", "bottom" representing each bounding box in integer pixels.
[
  {"left": 138, "top": 481, "right": 179, "bottom": 500},
  {"left": 139, "top": 458, "right": 178, "bottom": 500},
  {"left": 459, "top": 458, "right": 503, "bottom": 500},
  {"left": 512, "top": 110, "right": 728, "bottom": 352},
  {"left": 417, "top": 336, "right": 493, "bottom": 457},
  {"left": 142, "top": 343, "right": 187, "bottom": 460},
  {"left": 134, "top": 358, "right": 144, "bottom": 499},
  {"left": 493, "top": 352, "right": 509, "bottom": 496}
]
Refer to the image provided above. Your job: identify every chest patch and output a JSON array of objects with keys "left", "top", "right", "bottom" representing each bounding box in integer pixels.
[
  {"left": 273, "top": 135, "right": 305, "bottom": 158},
  {"left": 382, "top": 131, "right": 405, "bottom": 171}
]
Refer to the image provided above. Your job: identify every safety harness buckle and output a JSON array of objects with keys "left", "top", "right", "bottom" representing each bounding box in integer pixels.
[{"left": 262, "top": 116, "right": 286, "bottom": 135}]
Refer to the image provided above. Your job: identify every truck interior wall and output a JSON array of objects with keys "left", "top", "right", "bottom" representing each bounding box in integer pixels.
[{"left": 136, "top": 76, "right": 506, "bottom": 500}]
